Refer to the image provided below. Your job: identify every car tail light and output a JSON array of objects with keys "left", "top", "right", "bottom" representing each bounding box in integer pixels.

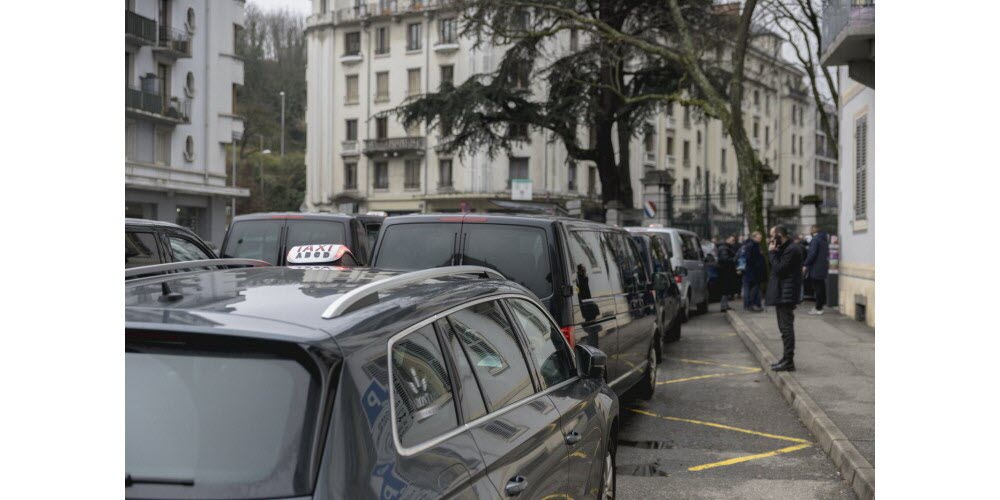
[
  {"left": 675, "top": 274, "right": 683, "bottom": 284},
  {"left": 560, "top": 326, "right": 575, "bottom": 349}
]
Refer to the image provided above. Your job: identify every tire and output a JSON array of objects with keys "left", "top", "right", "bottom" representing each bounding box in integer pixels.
[
  {"left": 681, "top": 292, "right": 691, "bottom": 323},
  {"left": 654, "top": 324, "right": 664, "bottom": 365},
  {"left": 600, "top": 434, "right": 617, "bottom": 499},
  {"left": 664, "top": 314, "right": 682, "bottom": 343},
  {"left": 696, "top": 293, "right": 709, "bottom": 315},
  {"left": 634, "top": 341, "right": 657, "bottom": 400}
]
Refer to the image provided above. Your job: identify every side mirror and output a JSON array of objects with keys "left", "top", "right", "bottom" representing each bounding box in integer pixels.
[
  {"left": 653, "top": 272, "right": 670, "bottom": 292},
  {"left": 576, "top": 344, "right": 607, "bottom": 380}
]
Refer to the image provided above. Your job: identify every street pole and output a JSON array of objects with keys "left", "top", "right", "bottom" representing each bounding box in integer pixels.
[
  {"left": 230, "top": 141, "right": 237, "bottom": 220},
  {"left": 279, "top": 91, "right": 286, "bottom": 158},
  {"left": 259, "top": 134, "right": 264, "bottom": 198}
]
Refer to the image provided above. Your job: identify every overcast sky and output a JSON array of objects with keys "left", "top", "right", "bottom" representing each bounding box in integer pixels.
[{"left": 249, "top": 0, "right": 310, "bottom": 15}]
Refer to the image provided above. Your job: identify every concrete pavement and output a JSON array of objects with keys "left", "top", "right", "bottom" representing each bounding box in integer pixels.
[{"left": 725, "top": 305, "right": 874, "bottom": 500}]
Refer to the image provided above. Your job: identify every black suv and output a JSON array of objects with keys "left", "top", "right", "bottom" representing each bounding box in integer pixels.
[
  {"left": 371, "top": 213, "right": 660, "bottom": 399},
  {"left": 126, "top": 265, "right": 618, "bottom": 499},
  {"left": 125, "top": 218, "right": 217, "bottom": 268},
  {"left": 220, "top": 212, "right": 383, "bottom": 266}
]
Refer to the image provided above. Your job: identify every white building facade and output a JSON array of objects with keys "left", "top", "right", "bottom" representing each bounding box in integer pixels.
[
  {"left": 304, "top": 1, "right": 824, "bottom": 235},
  {"left": 126, "top": 0, "right": 248, "bottom": 245}
]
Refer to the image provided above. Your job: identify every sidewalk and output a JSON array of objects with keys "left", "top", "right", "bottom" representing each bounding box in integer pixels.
[{"left": 725, "top": 305, "right": 874, "bottom": 500}]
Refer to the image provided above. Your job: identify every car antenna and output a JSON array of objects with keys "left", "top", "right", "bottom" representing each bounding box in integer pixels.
[{"left": 158, "top": 282, "right": 183, "bottom": 303}]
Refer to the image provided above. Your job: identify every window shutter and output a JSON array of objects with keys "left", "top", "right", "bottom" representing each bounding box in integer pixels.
[{"left": 854, "top": 116, "right": 868, "bottom": 220}]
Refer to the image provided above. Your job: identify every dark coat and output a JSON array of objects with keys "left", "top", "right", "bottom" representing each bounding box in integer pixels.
[
  {"left": 716, "top": 242, "right": 740, "bottom": 295},
  {"left": 741, "top": 240, "right": 766, "bottom": 285},
  {"left": 803, "top": 231, "right": 830, "bottom": 280},
  {"left": 766, "top": 240, "right": 804, "bottom": 305}
]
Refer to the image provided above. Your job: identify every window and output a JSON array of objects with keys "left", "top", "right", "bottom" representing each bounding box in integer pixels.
[
  {"left": 185, "top": 71, "right": 194, "bottom": 97},
  {"left": 446, "top": 301, "right": 535, "bottom": 411},
  {"left": 376, "top": 117, "right": 388, "bottom": 139},
  {"left": 791, "top": 164, "right": 796, "bottom": 183},
  {"left": 720, "top": 149, "right": 727, "bottom": 173},
  {"left": 509, "top": 122, "right": 528, "bottom": 139},
  {"left": 221, "top": 220, "right": 284, "bottom": 264},
  {"left": 374, "top": 161, "right": 389, "bottom": 189},
  {"left": 125, "top": 232, "right": 162, "bottom": 268},
  {"left": 438, "top": 159, "right": 453, "bottom": 187},
  {"left": 126, "top": 121, "right": 136, "bottom": 160},
  {"left": 344, "top": 162, "right": 357, "bottom": 189},
  {"left": 798, "top": 165, "right": 803, "bottom": 186},
  {"left": 437, "top": 319, "right": 488, "bottom": 421},
  {"left": 588, "top": 126, "right": 597, "bottom": 149},
  {"left": 508, "top": 157, "right": 528, "bottom": 188},
  {"left": 753, "top": 118, "right": 760, "bottom": 140},
  {"left": 683, "top": 106, "right": 690, "bottom": 128},
  {"left": 184, "top": 135, "right": 194, "bottom": 161},
  {"left": 507, "top": 299, "right": 575, "bottom": 388},
  {"left": 375, "top": 223, "right": 457, "bottom": 269},
  {"left": 681, "top": 234, "right": 701, "bottom": 260},
  {"left": 666, "top": 101, "right": 674, "bottom": 117},
  {"left": 792, "top": 194, "right": 796, "bottom": 205},
  {"left": 588, "top": 166, "right": 597, "bottom": 196},
  {"left": 510, "top": 61, "right": 531, "bottom": 89},
  {"left": 169, "top": 236, "right": 211, "bottom": 261},
  {"left": 375, "top": 26, "right": 389, "bottom": 54},
  {"left": 345, "top": 119, "right": 358, "bottom": 141},
  {"left": 440, "top": 65, "right": 454, "bottom": 89},
  {"left": 407, "top": 22, "right": 422, "bottom": 51},
  {"left": 407, "top": 68, "right": 421, "bottom": 96},
  {"left": 765, "top": 126, "right": 769, "bottom": 145},
  {"left": 391, "top": 325, "right": 458, "bottom": 448},
  {"left": 753, "top": 90, "right": 760, "bottom": 107},
  {"left": 666, "top": 136, "right": 674, "bottom": 156},
  {"left": 682, "top": 178, "right": 690, "bottom": 203},
  {"left": 799, "top": 135, "right": 804, "bottom": 157},
  {"left": 765, "top": 94, "right": 771, "bottom": 115},
  {"left": 569, "top": 28, "right": 579, "bottom": 51},
  {"left": 461, "top": 224, "right": 553, "bottom": 299},
  {"left": 155, "top": 127, "right": 171, "bottom": 165},
  {"left": 285, "top": 220, "right": 348, "bottom": 249},
  {"left": 696, "top": 166, "right": 701, "bottom": 184},
  {"left": 792, "top": 105, "right": 797, "bottom": 125},
  {"left": 375, "top": 72, "right": 389, "bottom": 101},
  {"left": 696, "top": 130, "right": 701, "bottom": 149},
  {"left": 186, "top": 6, "right": 195, "bottom": 31},
  {"left": 567, "top": 161, "right": 577, "bottom": 191},
  {"left": 345, "top": 75, "right": 359, "bottom": 104},
  {"left": 320, "top": 0, "right": 327, "bottom": 13},
  {"left": 791, "top": 133, "right": 796, "bottom": 154},
  {"left": 598, "top": 233, "right": 624, "bottom": 294},
  {"left": 344, "top": 32, "right": 361, "bottom": 56},
  {"left": 720, "top": 182, "right": 727, "bottom": 207},
  {"left": 682, "top": 141, "right": 690, "bottom": 166},
  {"left": 404, "top": 160, "right": 421, "bottom": 189},
  {"left": 438, "top": 17, "right": 456, "bottom": 44},
  {"left": 567, "top": 230, "right": 613, "bottom": 302}
]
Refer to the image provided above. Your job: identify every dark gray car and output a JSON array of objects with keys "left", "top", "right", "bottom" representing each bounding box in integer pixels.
[{"left": 125, "top": 265, "right": 619, "bottom": 499}]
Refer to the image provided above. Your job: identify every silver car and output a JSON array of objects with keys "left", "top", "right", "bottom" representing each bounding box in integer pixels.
[{"left": 626, "top": 227, "right": 710, "bottom": 321}]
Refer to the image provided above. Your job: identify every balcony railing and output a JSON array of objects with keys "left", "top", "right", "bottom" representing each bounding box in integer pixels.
[
  {"left": 126, "top": 86, "right": 191, "bottom": 123},
  {"left": 364, "top": 136, "right": 426, "bottom": 157},
  {"left": 341, "top": 140, "right": 360, "bottom": 155},
  {"left": 156, "top": 25, "right": 192, "bottom": 57},
  {"left": 126, "top": 10, "right": 157, "bottom": 44},
  {"left": 821, "top": 0, "right": 875, "bottom": 55}
]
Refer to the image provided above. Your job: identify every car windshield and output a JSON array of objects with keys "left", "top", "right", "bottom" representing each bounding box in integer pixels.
[
  {"left": 222, "top": 220, "right": 284, "bottom": 264},
  {"left": 285, "top": 220, "right": 349, "bottom": 250},
  {"left": 375, "top": 222, "right": 458, "bottom": 269},
  {"left": 462, "top": 224, "right": 553, "bottom": 299},
  {"left": 125, "top": 338, "right": 321, "bottom": 499}
]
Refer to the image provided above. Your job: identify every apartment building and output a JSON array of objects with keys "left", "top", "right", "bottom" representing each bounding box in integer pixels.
[
  {"left": 814, "top": 103, "right": 839, "bottom": 224},
  {"left": 821, "top": 0, "right": 875, "bottom": 326},
  {"left": 304, "top": 0, "right": 822, "bottom": 234},
  {"left": 125, "top": 0, "right": 248, "bottom": 245}
]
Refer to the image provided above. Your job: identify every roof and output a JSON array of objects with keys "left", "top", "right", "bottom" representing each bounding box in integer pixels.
[
  {"left": 125, "top": 218, "right": 191, "bottom": 230},
  {"left": 124, "top": 267, "right": 531, "bottom": 353},
  {"left": 231, "top": 212, "right": 361, "bottom": 222},
  {"left": 625, "top": 226, "right": 698, "bottom": 236},
  {"left": 382, "top": 212, "right": 617, "bottom": 231}
]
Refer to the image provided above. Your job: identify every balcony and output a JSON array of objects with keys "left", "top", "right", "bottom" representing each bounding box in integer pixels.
[
  {"left": 644, "top": 151, "right": 656, "bottom": 166},
  {"left": 126, "top": 86, "right": 190, "bottom": 124},
  {"left": 307, "top": 1, "right": 453, "bottom": 29},
  {"left": 154, "top": 26, "right": 192, "bottom": 59},
  {"left": 820, "top": 0, "right": 874, "bottom": 87},
  {"left": 341, "top": 140, "right": 360, "bottom": 156},
  {"left": 364, "top": 136, "right": 426, "bottom": 158},
  {"left": 126, "top": 10, "right": 157, "bottom": 46}
]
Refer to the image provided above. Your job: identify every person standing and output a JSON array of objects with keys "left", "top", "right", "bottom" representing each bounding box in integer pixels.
[
  {"left": 767, "top": 225, "right": 804, "bottom": 372},
  {"left": 741, "top": 232, "right": 766, "bottom": 312},
  {"left": 802, "top": 225, "right": 830, "bottom": 315},
  {"left": 717, "top": 235, "right": 739, "bottom": 312}
]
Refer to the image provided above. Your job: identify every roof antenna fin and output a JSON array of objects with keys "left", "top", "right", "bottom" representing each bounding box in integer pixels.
[{"left": 158, "top": 282, "right": 184, "bottom": 303}]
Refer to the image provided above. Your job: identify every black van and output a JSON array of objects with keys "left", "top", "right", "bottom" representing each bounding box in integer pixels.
[
  {"left": 220, "top": 213, "right": 383, "bottom": 266},
  {"left": 125, "top": 218, "right": 217, "bottom": 268},
  {"left": 371, "top": 213, "right": 667, "bottom": 398}
]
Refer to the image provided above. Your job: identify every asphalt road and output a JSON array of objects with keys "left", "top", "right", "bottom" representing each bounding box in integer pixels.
[{"left": 615, "top": 311, "right": 855, "bottom": 499}]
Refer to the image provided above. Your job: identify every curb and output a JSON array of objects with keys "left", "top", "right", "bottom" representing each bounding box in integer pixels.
[{"left": 726, "top": 310, "right": 875, "bottom": 500}]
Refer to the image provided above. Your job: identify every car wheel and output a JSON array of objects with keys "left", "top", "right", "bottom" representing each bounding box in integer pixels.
[
  {"left": 665, "top": 314, "right": 682, "bottom": 343},
  {"left": 600, "top": 435, "right": 617, "bottom": 499},
  {"left": 654, "top": 325, "right": 664, "bottom": 365},
  {"left": 635, "top": 341, "right": 657, "bottom": 400},
  {"left": 681, "top": 293, "right": 691, "bottom": 323},
  {"left": 697, "top": 293, "right": 709, "bottom": 315}
]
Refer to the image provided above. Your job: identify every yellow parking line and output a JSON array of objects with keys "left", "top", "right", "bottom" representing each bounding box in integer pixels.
[
  {"left": 657, "top": 369, "right": 760, "bottom": 385},
  {"left": 688, "top": 443, "right": 811, "bottom": 471},
  {"left": 628, "top": 409, "right": 809, "bottom": 444},
  {"left": 672, "top": 358, "right": 760, "bottom": 371}
]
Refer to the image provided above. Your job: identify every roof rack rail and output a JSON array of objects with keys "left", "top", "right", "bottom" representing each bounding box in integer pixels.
[
  {"left": 322, "top": 266, "right": 506, "bottom": 319},
  {"left": 125, "top": 259, "right": 271, "bottom": 280}
]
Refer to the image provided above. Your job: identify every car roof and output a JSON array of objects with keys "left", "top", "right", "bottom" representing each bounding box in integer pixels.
[
  {"left": 625, "top": 226, "right": 695, "bottom": 237},
  {"left": 382, "top": 212, "right": 619, "bottom": 231},
  {"left": 125, "top": 218, "right": 192, "bottom": 231},
  {"left": 125, "top": 267, "right": 532, "bottom": 355},
  {"left": 231, "top": 212, "right": 361, "bottom": 222}
]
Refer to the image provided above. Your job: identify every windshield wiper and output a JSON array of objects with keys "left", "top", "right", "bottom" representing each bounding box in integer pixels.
[{"left": 125, "top": 474, "right": 195, "bottom": 487}]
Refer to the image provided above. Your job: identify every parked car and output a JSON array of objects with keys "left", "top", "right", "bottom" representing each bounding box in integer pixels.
[
  {"left": 220, "top": 212, "right": 383, "bottom": 266},
  {"left": 625, "top": 227, "right": 710, "bottom": 321},
  {"left": 125, "top": 265, "right": 619, "bottom": 499},
  {"left": 371, "top": 213, "right": 660, "bottom": 399},
  {"left": 628, "top": 230, "right": 684, "bottom": 354},
  {"left": 701, "top": 240, "right": 722, "bottom": 302},
  {"left": 125, "top": 218, "right": 217, "bottom": 268}
]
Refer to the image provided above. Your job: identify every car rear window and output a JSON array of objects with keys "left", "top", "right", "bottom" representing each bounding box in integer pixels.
[
  {"left": 222, "top": 220, "right": 284, "bottom": 264},
  {"left": 375, "top": 223, "right": 457, "bottom": 269},
  {"left": 286, "top": 220, "right": 349, "bottom": 250},
  {"left": 125, "top": 338, "right": 321, "bottom": 499},
  {"left": 461, "top": 224, "right": 553, "bottom": 299}
]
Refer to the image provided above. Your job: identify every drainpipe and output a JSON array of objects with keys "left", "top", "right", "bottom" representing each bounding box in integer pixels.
[
  {"left": 203, "top": 0, "right": 211, "bottom": 185},
  {"left": 424, "top": 11, "right": 431, "bottom": 209}
]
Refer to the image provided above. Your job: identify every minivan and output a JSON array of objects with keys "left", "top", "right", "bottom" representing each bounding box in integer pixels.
[
  {"left": 626, "top": 227, "right": 711, "bottom": 321},
  {"left": 371, "top": 213, "right": 667, "bottom": 398},
  {"left": 220, "top": 212, "right": 383, "bottom": 266}
]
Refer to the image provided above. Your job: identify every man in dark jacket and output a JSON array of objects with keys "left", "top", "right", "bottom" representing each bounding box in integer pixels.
[
  {"left": 741, "top": 232, "right": 766, "bottom": 311},
  {"left": 802, "top": 225, "right": 830, "bottom": 315},
  {"left": 717, "top": 235, "right": 739, "bottom": 312},
  {"left": 767, "top": 225, "right": 804, "bottom": 372}
]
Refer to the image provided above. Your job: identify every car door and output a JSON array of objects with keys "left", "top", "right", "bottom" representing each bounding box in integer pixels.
[
  {"left": 609, "top": 233, "right": 656, "bottom": 387},
  {"left": 681, "top": 233, "right": 706, "bottom": 304},
  {"left": 599, "top": 231, "right": 635, "bottom": 390},
  {"left": 443, "top": 300, "right": 569, "bottom": 499},
  {"left": 564, "top": 229, "right": 621, "bottom": 383},
  {"left": 504, "top": 297, "right": 606, "bottom": 499},
  {"left": 163, "top": 232, "right": 215, "bottom": 262}
]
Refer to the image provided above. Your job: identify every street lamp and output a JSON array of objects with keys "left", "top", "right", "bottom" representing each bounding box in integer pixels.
[
  {"left": 259, "top": 133, "right": 272, "bottom": 200},
  {"left": 279, "top": 91, "right": 286, "bottom": 158},
  {"left": 760, "top": 163, "right": 779, "bottom": 230}
]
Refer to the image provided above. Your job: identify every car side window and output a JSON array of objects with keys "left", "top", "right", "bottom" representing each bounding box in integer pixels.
[
  {"left": 436, "top": 319, "right": 488, "bottom": 422},
  {"left": 391, "top": 324, "right": 459, "bottom": 448},
  {"left": 126, "top": 231, "right": 163, "bottom": 268},
  {"left": 168, "top": 235, "right": 212, "bottom": 262},
  {"left": 624, "top": 236, "right": 650, "bottom": 286},
  {"left": 351, "top": 220, "right": 369, "bottom": 264},
  {"left": 599, "top": 232, "right": 625, "bottom": 294},
  {"left": 446, "top": 301, "right": 535, "bottom": 411},
  {"left": 566, "top": 230, "right": 613, "bottom": 298},
  {"left": 649, "top": 236, "right": 668, "bottom": 274},
  {"left": 682, "top": 234, "right": 700, "bottom": 260},
  {"left": 506, "top": 299, "right": 575, "bottom": 388}
]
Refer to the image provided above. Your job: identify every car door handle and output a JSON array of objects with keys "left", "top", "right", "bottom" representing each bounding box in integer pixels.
[
  {"left": 505, "top": 475, "right": 528, "bottom": 496},
  {"left": 565, "top": 431, "right": 582, "bottom": 445}
]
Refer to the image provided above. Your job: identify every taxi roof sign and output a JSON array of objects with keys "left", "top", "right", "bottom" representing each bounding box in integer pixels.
[{"left": 287, "top": 244, "right": 351, "bottom": 265}]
